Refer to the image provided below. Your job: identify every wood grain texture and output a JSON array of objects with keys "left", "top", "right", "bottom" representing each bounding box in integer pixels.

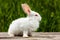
[{"left": 0, "top": 32, "right": 60, "bottom": 40}]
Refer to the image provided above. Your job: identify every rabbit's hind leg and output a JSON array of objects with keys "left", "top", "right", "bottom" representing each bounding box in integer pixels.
[{"left": 8, "top": 33, "right": 15, "bottom": 37}]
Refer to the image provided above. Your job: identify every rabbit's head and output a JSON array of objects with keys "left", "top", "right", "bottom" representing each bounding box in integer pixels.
[{"left": 21, "top": 3, "right": 42, "bottom": 21}]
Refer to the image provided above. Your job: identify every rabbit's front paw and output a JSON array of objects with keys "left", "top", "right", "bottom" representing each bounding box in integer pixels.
[
  {"left": 23, "top": 35, "right": 28, "bottom": 38},
  {"left": 23, "top": 31, "right": 28, "bottom": 37}
]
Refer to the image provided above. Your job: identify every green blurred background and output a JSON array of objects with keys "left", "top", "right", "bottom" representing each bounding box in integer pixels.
[{"left": 0, "top": 0, "right": 60, "bottom": 32}]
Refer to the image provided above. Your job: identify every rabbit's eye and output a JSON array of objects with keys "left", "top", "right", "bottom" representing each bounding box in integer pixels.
[{"left": 35, "top": 14, "right": 38, "bottom": 16}]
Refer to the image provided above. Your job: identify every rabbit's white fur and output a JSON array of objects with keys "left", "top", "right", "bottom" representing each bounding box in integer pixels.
[{"left": 8, "top": 4, "right": 42, "bottom": 37}]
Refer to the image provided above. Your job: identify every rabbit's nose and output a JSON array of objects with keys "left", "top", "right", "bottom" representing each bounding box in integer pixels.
[{"left": 35, "top": 14, "right": 38, "bottom": 16}]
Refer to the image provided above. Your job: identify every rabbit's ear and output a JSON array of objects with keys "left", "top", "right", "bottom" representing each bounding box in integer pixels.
[{"left": 21, "top": 3, "right": 31, "bottom": 15}]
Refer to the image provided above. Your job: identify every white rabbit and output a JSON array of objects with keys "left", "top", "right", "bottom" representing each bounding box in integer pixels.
[{"left": 8, "top": 3, "right": 42, "bottom": 37}]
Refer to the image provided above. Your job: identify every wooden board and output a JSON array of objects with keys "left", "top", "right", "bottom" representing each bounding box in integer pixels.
[{"left": 0, "top": 32, "right": 60, "bottom": 40}]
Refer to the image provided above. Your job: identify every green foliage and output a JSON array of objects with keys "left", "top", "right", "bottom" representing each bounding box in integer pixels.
[{"left": 0, "top": 0, "right": 60, "bottom": 32}]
